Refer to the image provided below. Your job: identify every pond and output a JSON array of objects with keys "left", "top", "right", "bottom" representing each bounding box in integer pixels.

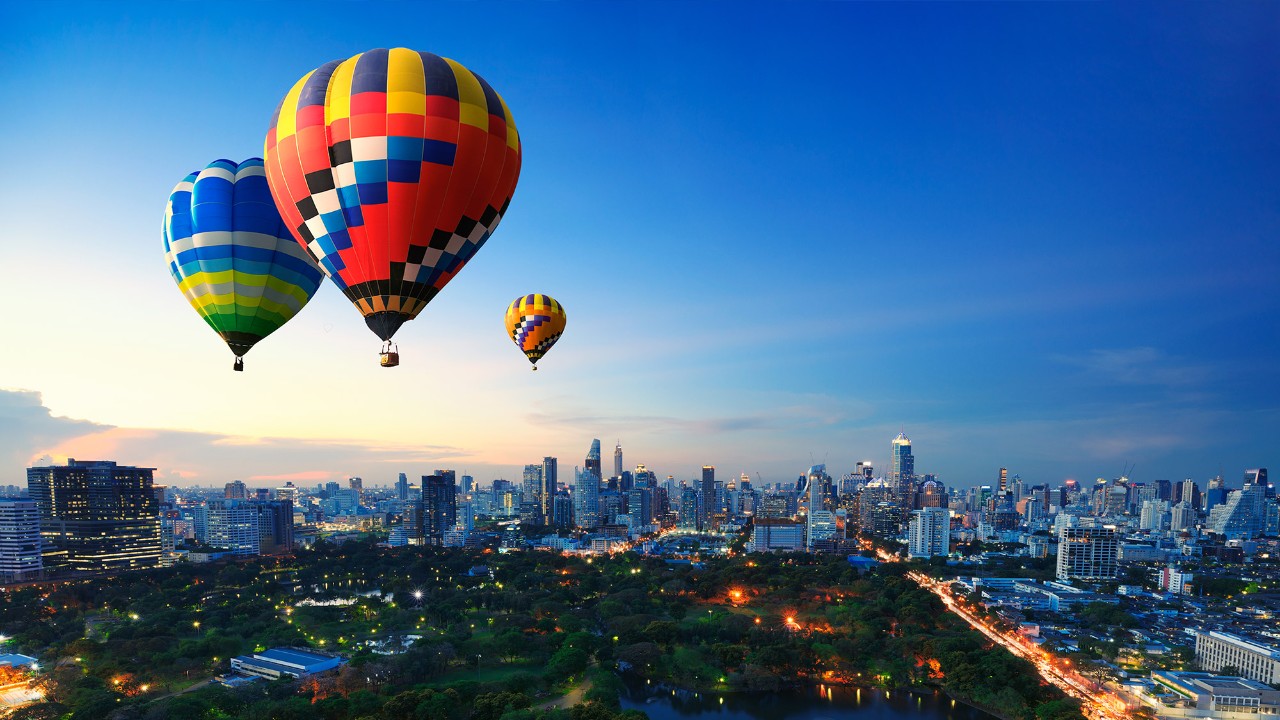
[{"left": 620, "top": 681, "right": 997, "bottom": 720}]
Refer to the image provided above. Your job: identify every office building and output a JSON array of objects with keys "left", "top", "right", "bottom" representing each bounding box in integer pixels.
[
  {"left": 522, "top": 465, "right": 542, "bottom": 509},
  {"left": 890, "top": 432, "right": 914, "bottom": 493},
  {"left": 573, "top": 466, "right": 600, "bottom": 530},
  {"left": 541, "top": 458, "right": 558, "bottom": 525},
  {"left": 1195, "top": 632, "right": 1280, "bottom": 685},
  {"left": 1209, "top": 483, "right": 1266, "bottom": 539},
  {"left": 613, "top": 442, "right": 623, "bottom": 479},
  {"left": 585, "top": 440, "right": 602, "bottom": 482},
  {"left": 748, "top": 519, "right": 805, "bottom": 552},
  {"left": 255, "top": 500, "right": 294, "bottom": 555},
  {"left": 806, "top": 510, "right": 839, "bottom": 551},
  {"left": 27, "top": 459, "right": 161, "bottom": 573},
  {"left": 396, "top": 473, "right": 409, "bottom": 501},
  {"left": 1056, "top": 526, "right": 1118, "bottom": 581},
  {"left": 207, "top": 499, "right": 260, "bottom": 555},
  {"left": 701, "top": 466, "right": 715, "bottom": 529},
  {"left": 0, "top": 499, "right": 43, "bottom": 583},
  {"left": 230, "top": 648, "right": 344, "bottom": 681},
  {"left": 908, "top": 507, "right": 950, "bottom": 559}
]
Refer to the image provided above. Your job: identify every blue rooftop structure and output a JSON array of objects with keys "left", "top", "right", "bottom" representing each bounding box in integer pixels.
[{"left": 230, "top": 647, "right": 343, "bottom": 680}]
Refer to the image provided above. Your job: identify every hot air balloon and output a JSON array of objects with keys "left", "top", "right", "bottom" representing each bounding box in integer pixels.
[
  {"left": 163, "top": 158, "right": 325, "bottom": 371},
  {"left": 263, "top": 48, "right": 522, "bottom": 367},
  {"left": 505, "top": 294, "right": 567, "bottom": 371}
]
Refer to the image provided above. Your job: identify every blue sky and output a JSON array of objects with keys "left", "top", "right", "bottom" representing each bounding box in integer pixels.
[{"left": 0, "top": 2, "right": 1276, "bottom": 489}]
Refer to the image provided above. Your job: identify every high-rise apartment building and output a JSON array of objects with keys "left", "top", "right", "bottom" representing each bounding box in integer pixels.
[
  {"left": 255, "top": 500, "right": 294, "bottom": 555},
  {"left": 1056, "top": 526, "right": 1119, "bottom": 581},
  {"left": 27, "top": 459, "right": 161, "bottom": 573},
  {"left": 224, "top": 480, "right": 247, "bottom": 499},
  {"left": 423, "top": 474, "right": 457, "bottom": 546},
  {"left": 0, "top": 499, "right": 43, "bottom": 583},
  {"left": 396, "top": 473, "right": 409, "bottom": 501},
  {"left": 908, "top": 507, "right": 950, "bottom": 559}
]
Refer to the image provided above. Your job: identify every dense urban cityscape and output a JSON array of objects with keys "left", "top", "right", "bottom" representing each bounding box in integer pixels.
[{"left": 0, "top": 432, "right": 1276, "bottom": 719}]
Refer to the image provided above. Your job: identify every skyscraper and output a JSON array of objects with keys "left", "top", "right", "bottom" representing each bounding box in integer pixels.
[
  {"left": 890, "top": 433, "right": 914, "bottom": 492},
  {"left": 573, "top": 466, "right": 600, "bottom": 530},
  {"left": 225, "top": 480, "right": 247, "bottom": 499},
  {"left": 27, "top": 459, "right": 161, "bottom": 573},
  {"left": 0, "top": 498, "right": 43, "bottom": 583},
  {"left": 423, "top": 474, "right": 457, "bottom": 546},
  {"left": 585, "top": 440, "right": 602, "bottom": 482},
  {"left": 396, "top": 473, "right": 409, "bottom": 501},
  {"left": 522, "top": 464, "right": 543, "bottom": 506},
  {"left": 700, "top": 466, "right": 716, "bottom": 530},
  {"left": 541, "top": 458, "right": 558, "bottom": 525},
  {"left": 613, "top": 441, "right": 623, "bottom": 479}
]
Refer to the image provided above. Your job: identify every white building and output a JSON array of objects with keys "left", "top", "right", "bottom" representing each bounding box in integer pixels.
[
  {"left": 1056, "top": 526, "right": 1118, "bottom": 581},
  {"left": 806, "top": 510, "right": 838, "bottom": 550},
  {"left": 1159, "top": 566, "right": 1192, "bottom": 595},
  {"left": 908, "top": 507, "right": 950, "bottom": 559},
  {"left": 1195, "top": 631, "right": 1280, "bottom": 685},
  {"left": 1140, "top": 500, "right": 1170, "bottom": 531}
]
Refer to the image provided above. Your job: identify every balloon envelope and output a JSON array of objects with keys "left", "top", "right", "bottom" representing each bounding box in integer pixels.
[
  {"left": 163, "top": 158, "right": 324, "bottom": 360},
  {"left": 505, "top": 294, "right": 567, "bottom": 367},
  {"left": 264, "top": 48, "right": 522, "bottom": 343}
]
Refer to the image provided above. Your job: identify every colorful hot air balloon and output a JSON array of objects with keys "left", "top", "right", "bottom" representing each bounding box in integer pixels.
[
  {"left": 505, "top": 294, "right": 567, "bottom": 371},
  {"left": 163, "top": 159, "right": 325, "bottom": 371},
  {"left": 263, "top": 48, "right": 522, "bottom": 366}
]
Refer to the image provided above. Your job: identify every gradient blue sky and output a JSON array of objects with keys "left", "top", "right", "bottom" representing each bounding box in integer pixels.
[{"left": 1, "top": 2, "right": 1276, "bottom": 490}]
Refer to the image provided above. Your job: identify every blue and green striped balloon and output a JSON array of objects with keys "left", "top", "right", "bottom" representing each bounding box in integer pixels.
[{"left": 163, "top": 158, "right": 323, "bottom": 369}]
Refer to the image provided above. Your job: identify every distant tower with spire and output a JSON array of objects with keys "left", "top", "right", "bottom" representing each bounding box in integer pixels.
[{"left": 890, "top": 431, "right": 914, "bottom": 493}]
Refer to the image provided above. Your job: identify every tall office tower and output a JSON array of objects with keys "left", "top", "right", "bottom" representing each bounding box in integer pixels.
[
  {"left": 255, "top": 500, "right": 294, "bottom": 555},
  {"left": 585, "top": 440, "right": 602, "bottom": 481},
  {"left": 700, "top": 466, "right": 716, "bottom": 528},
  {"left": 1176, "top": 478, "right": 1200, "bottom": 509},
  {"left": 27, "top": 459, "right": 161, "bottom": 573},
  {"left": 806, "top": 465, "right": 834, "bottom": 513},
  {"left": 679, "top": 487, "right": 700, "bottom": 529},
  {"left": 1204, "top": 478, "right": 1228, "bottom": 511},
  {"left": 396, "top": 473, "right": 409, "bottom": 501},
  {"left": 522, "top": 464, "right": 543, "bottom": 507},
  {"left": 541, "top": 458, "right": 558, "bottom": 525},
  {"left": 1056, "top": 526, "right": 1119, "bottom": 580},
  {"left": 855, "top": 461, "right": 874, "bottom": 481},
  {"left": 207, "top": 499, "right": 260, "bottom": 556},
  {"left": 0, "top": 498, "right": 43, "bottom": 583},
  {"left": 276, "top": 482, "right": 298, "bottom": 504},
  {"left": 348, "top": 477, "right": 363, "bottom": 490},
  {"left": 889, "top": 432, "right": 914, "bottom": 492},
  {"left": 551, "top": 494, "right": 574, "bottom": 528},
  {"left": 225, "top": 480, "right": 247, "bottom": 499},
  {"left": 423, "top": 474, "right": 457, "bottom": 546},
  {"left": 404, "top": 485, "right": 424, "bottom": 544},
  {"left": 1154, "top": 479, "right": 1173, "bottom": 502},
  {"left": 460, "top": 475, "right": 474, "bottom": 495},
  {"left": 434, "top": 470, "right": 457, "bottom": 492},
  {"left": 614, "top": 441, "right": 623, "bottom": 479},
  {"left": 628, "top": 485, "right": 653, "bottom": 526},
  {"left": 1245, "top": 468, "right": 1268, "bottom": 488},
  {"left": 573, "top": 467, "right": 600, "bottom": 530},
  {"left": 998, "top": 468, "right": 1008, "bottom": 492},
  {"left": 907, "top": 507, "right": 950, "bottom": 559},
  {"left": 1209, "top": 483, "right": 1267, "bottom": 539}
]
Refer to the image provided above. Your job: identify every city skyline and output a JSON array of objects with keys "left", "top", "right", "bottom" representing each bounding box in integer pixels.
[{"left": 2, "top": 3, "right": 1277, "bottom": 488}]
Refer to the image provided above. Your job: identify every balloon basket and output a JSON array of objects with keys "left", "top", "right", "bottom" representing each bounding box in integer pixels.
[
  {"left": 233, "top": 357, "right": 244, "bottom": 372},
  {"left": 380, "top": 342, "right": 399, "bottom": 368}
]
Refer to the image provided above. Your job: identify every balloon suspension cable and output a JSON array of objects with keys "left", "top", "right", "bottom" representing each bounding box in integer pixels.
[{"left": 233, "top": 357, "right": 244, "bottom": 372}]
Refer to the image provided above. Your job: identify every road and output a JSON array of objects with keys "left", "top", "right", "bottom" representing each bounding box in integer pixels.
[{"left": 872, "top": 547, "right": 1130, "bottom": 720}]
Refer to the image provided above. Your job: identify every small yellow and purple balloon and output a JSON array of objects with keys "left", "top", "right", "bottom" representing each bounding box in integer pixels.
[{"left": 505, "top": 294, "right": 566, "bottom": 370}]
